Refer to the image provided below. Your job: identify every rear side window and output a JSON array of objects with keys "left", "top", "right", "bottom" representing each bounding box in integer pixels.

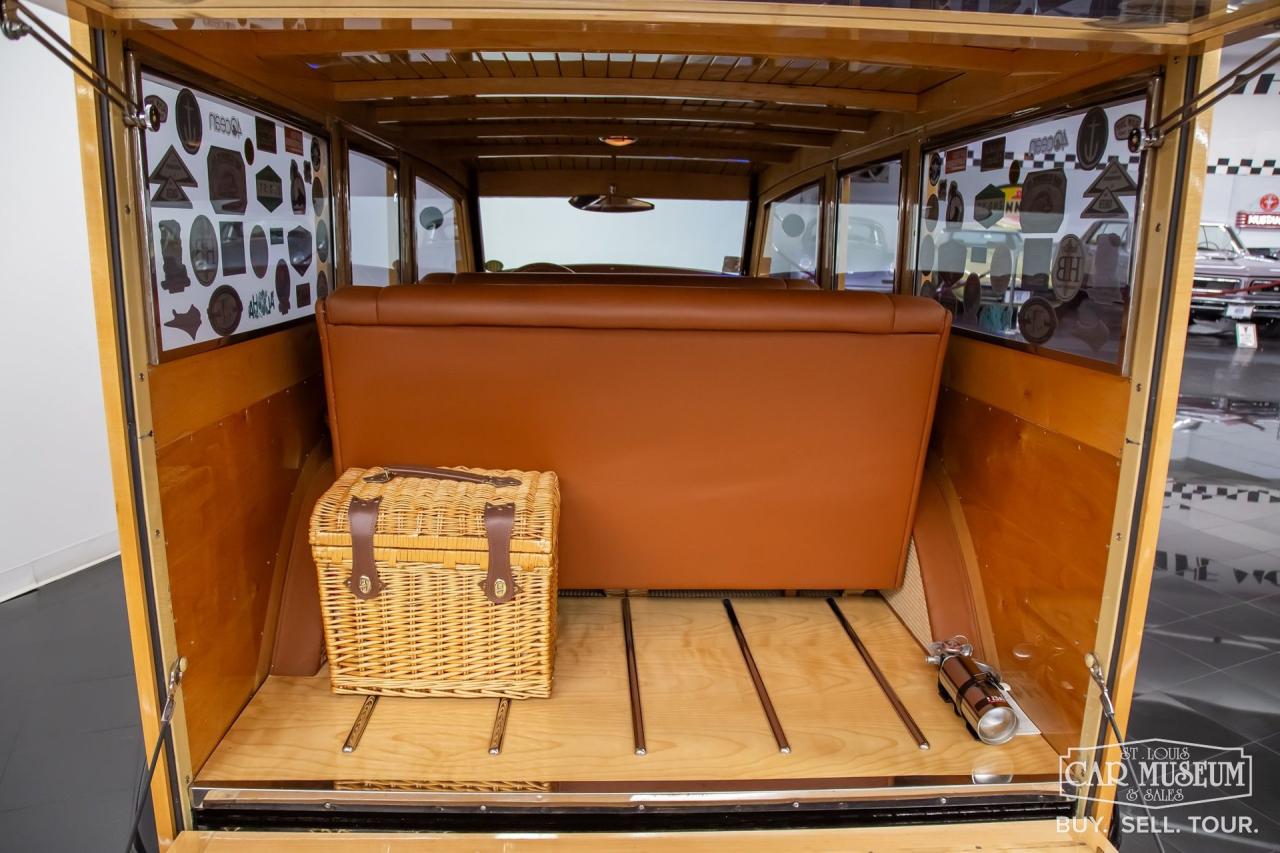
[
  {"left": 837, "top": 160, "right": 902, "bottom": 292},
  {"left": 414, "top": 177, "right": 463, "bottom": 279},
  {"left": 348, "top": 150, "right": 400, "bottom": 286},
  {"left": 761, "top": 182, "right": 821, "bottom": 283}
]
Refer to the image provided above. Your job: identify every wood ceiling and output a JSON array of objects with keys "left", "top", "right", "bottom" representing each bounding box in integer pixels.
[{"left": 262, "top": 49, "right": 959, "bottom": 175}]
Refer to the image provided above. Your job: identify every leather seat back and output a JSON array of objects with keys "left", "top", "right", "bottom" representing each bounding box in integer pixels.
[
  {"left": 318, "top": 284, "right": 949, "bottom": 590},
  {"left": 421, "top": 272, "right": 819, "bottom": 290}
]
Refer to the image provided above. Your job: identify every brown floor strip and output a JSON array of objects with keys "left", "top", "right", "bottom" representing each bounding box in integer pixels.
[
  {"left": 489, "top": 698, "right": 511, "bottom": 755},
  {"left": 722, "top": 598, "right": 791, "bottom": 754},
  {"left": 342, "top": 695, "right": 378, "bottom": 753},
  {"left": 826, "top": 597, "right": 930, "bottom": 751},
  {"left": 621, "top": 597, "right": 648, "bottom": 756}
]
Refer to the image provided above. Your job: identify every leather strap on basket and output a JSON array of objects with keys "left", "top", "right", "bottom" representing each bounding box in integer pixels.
[
  {"left": 347, "top": 496, "right": 385, "bottom": 600},
  {"left": 363, "top": 466, "right": 522, "bottom": 488},
  {"left": 348, "top": 466, "right": 521, "bottom": 604},
  {"left": 482, "top": 502, "right": 519, "bottom": 605}
]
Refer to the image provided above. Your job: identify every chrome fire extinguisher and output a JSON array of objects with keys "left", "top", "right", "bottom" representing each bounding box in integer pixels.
[{"left": 926, "top": 636, "right": 1018, "bottom": 746}]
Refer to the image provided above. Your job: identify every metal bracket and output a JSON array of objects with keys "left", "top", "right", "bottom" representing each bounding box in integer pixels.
[
  {"left": 1131, "top": 38, "right": 1280, "bottom": 152},
  {"left": 0, "top": 0, "right": 158, "bottom": 130}
]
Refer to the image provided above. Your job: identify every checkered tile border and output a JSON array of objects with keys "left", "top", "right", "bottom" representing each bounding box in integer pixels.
[
  {"left": 1164, "top": 480, "right": 1280, "bottom": 509},
  {"left": 1206, "top": 157, "right": 1280, "bottom": 176},
  {"left": 960, "top": 151, "right": 1142, "bottom": 172}
]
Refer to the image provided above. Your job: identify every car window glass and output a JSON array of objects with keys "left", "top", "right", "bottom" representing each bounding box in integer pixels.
[
  {"left": 837, "top": 160, "right": 902, "bottom": 292},
  {"left": 761, "top": 182, "right": 821, "bottom": 282}
]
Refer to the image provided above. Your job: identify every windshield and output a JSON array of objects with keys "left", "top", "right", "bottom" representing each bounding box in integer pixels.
[
  {"left": 479, "top": 197, "right": 748, "bottom": 272},
  {"left": 1200, "top": 224, "right": 1246, "bottom": 255}
]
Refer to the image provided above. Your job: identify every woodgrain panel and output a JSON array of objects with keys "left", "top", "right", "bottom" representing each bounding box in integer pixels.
[
  {"left": 160, "top": 378, "right": 326, "bottom": 769},
  {"left": 940, "top": 336, "right": 1130, "bottom": 458},
  {"left": 933, "top": 389, "right": 1120, "bottom": 754},
  {"left": 171, "top": 820, "right": 1115, "bottom": 852},
  {"left": 198, "top": 596, "right": 1060, "bottom": 783},
  {"left": 150, "top": 324, "right": 320, "bottom": 447}
]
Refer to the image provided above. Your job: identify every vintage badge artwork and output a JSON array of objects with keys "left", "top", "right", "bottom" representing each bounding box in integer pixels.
[
  {"left": 249, "top": 225, "right": 270, "bottom": 278},
  {"left": 285, "top": 126, "right": 303, "bottom": 156},
  {"left": 207, "top": 147, "right": 248, "bottom": 215},
  {"left": 990, "top": 244, "right": 1013, "bottom": 297},
  {"left": 962, "top": 272, "right": 981, "bottom": 315},
  {"left": 244, "top": 138, "right": 255, "bottom": 166},
  {"left": 312, "top": 177, "right": 326, "bottom": 217},
  {"left": 255, "top": 166, "right": 283, "bottom": 212},
  {"left": 220, "top": 221, "right": 247, "bottom": 276},
  {"left": 247, "top": 288, "right": 276, "bottom": 320},
  {"left": 164, "top": 305, "right": 202, "bottom": 340},
  {"left": 275, "top": 260, "right": 292, "bottom": 315},
  {"left": 1052, "top": 234, "right": 1086, "bottom": 302},
  {"left": 1008, "top": 158, "right": 1022, "bottom": 187},
  {"left": 303, "top": 160, "right": 312, "bottom": 183},
  {"left": 945, "top": 184, "right": 964, "bottom": 231},
  {"left": 1018, "top": 296, "right": 1058, "bottom": 344},
  {"left": 296, "top": 282, "right": 312, "bottom": 309},
  {"left": 288, "top": 226, "right": 313, "bottom": 276},
  {"left": 1020, "top": 169, "right": 1067, "bottom": 234},
  {"left": 290, "top": 160, "right": 306, "bottom": 215},
  {"left": 207, "top": 285, "right": 244, "bottom": 336},
  {"left": 189, "top": 215, "right": 219, "bottom": 286},
  {"left": 270, "top": 227, "right": 284, "bottom": 245},
  {"left": 1114, "top": 114, "right": 1141, "bottom": 142},
  {"left": 158, "top": 220, "right": 191, "bottom": 294},
  {"left": 310, "top": 137, "right": 322, "bottom": 170},
  {"left": 1076, "top": 106, "right": 1109, "bottom": 171},
  {"left": 174, "top": 88, "right": 203, "bottom": 155},
  {"left": 316, "top": 219, "right": 330, "bottom": 264},
  {"left": 980, "top": 137, "right": 1006, "bottom": 172},
  {"left": 317, "top": 270, "right": 329, "bottom": 301},
  {"left": 924, "top": 194, "right": 940, "bottom": 231},
  {"left": 148, "top": 146, "right": 198, "bottom": 208},
  {"left": 255, "top": 117, "right": 277, "bottom": 154},
  {"left": 1082, "top": 161, "right": 1138, "bottom": 219},
  {"left": 929, "top": 152, "right": 943, "bottom": 185},
  {"left": 974, "top": 184, "right": 1005, "bottom": 229}
]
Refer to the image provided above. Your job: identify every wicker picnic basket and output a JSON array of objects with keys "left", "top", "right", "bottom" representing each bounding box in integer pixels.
[{"left": 310, "top": 465, "right": 559, "bottom": 699}]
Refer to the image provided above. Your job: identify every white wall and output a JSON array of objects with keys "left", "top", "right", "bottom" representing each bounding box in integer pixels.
[{"left": 0, "top": 7, "right": 119, "bottom": 601}]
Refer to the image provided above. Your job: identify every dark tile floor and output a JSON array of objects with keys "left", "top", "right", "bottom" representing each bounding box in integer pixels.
[
  {"left": 0, "top": 558, "right": 157, "bottom": 853},
  {"left": 1120, "top": 336, "right": 1280, "bottom": 852},
  {"left": 0, "top": 338, "right": 1274, "bottom": 852}
]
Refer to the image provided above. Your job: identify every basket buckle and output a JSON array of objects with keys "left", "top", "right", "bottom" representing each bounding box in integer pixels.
[{"left": 362, "top": 467, "right": 392, "bottom": 483}]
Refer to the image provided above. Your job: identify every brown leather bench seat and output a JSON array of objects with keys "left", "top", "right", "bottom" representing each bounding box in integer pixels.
[
  {"left": 421, "top": 271, "right": 819, "bottom": 289},
  {"left": 317, "top": 284, "right": 949, "bottom": 590}
]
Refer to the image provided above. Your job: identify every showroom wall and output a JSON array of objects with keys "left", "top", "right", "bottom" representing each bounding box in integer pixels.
[
  {"left": 1200, "top": 36, "right": 1280, "bottom": 255},
  {"left": 0, "top": 7, "right": 120, "bottom": 601}
]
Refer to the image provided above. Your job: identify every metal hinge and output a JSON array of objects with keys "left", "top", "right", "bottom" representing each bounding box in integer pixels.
[
  {"left": 2, "top": 0, "right": 158, "bottom": 130},
  {"left": 1129, "top": 37, "right": 1280, "bottom": 152}
]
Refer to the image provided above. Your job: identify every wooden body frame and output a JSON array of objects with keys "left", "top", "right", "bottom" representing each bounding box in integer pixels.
[{"left": 55, "top": 0, "right": 1256, "bottom": 845}]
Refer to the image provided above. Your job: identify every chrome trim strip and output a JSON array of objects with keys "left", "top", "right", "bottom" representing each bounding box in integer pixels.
[
  {"left": 191, "top": 775, "right": 1064, "bottom": 811},
  {"left": 489, "top": 698, "right": 511, "bottom": 756},
  {"left": 827, "top": 598, "right": 930, "bottom": 751},
  {"left": 723, "top": 598, "right": 790, "bottom": 754},
  {"left": 342, "top": 696, "right": 379, "bottom": 754},
  {"left": 622, "top": 597, "right": 647, "bottom": 756}
]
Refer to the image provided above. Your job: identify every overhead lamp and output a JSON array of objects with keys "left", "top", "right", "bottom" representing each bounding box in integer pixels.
[
  {"left": 568, "top": 184, "right": 654, "bottom": 214},
  {"left": 600, "top": 134, "right": 638, "bottom": 148}
]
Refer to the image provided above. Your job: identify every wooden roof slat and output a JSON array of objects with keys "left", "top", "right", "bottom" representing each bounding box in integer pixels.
[
  {"left": 374, "top": 100, "right": 870, "bottom": 132},
  {"left": 401, "top": 120, "right": 837, "bottom": 148},
  {"left": 335, "top": 76, "right": 918, "bottom": 112},
  {"left": 447, "top": 140, "right": 795, "bottom": 164}
]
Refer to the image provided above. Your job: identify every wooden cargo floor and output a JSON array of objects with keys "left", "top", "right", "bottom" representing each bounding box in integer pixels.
[{"left": 198, "top": 595, "right": 1060, "bottom": 795}]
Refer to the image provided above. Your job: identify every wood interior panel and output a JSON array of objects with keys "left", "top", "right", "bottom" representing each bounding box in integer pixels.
[
  {"left": 171, "top": 820, "right": 1115, "bottom": 852},
  {"left": 932, "top": 388, "right": 1120, "bottom": 755},
  {"left": 159, "top": 376, "right": 326, "bottom": 769},
  {"left": 198, "top": 596, "right": 1060, "bottom": 784},
  {"left": 149, "top": 324, "right": 320, "bottom": 446},
  {"left": 940, "top": 336, "right": 1130, "bottom": 457}
]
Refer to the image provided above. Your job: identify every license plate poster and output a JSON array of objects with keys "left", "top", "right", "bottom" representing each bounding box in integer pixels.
[
  {"left": 915, "top": 95, "right": 1147, "bottom": 368},
  {"left": 140, "top": 71, "right": 333, "bottom": 354}
]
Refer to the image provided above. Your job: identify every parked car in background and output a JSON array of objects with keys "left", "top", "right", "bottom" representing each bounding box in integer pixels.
[{"left": 1188, "top": 223, "right": 1280, "bottom": 335}]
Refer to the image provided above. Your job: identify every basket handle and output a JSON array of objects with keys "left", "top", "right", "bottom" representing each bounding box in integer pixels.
[
  {"left": 347, "top": 471, "right": 521, "bottom": 605},
  {"left": 363, "top": 466, "right": 522, "bottom": 488}
]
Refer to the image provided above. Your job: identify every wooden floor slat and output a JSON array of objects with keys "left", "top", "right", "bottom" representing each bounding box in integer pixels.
[{"left": 198, "top": 595, "right": 1061, "bottom": 785}]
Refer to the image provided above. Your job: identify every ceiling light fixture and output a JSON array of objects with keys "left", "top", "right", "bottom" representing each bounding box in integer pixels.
[{"left": 600, "top": 134, "right": 638, "bottom": 147}]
